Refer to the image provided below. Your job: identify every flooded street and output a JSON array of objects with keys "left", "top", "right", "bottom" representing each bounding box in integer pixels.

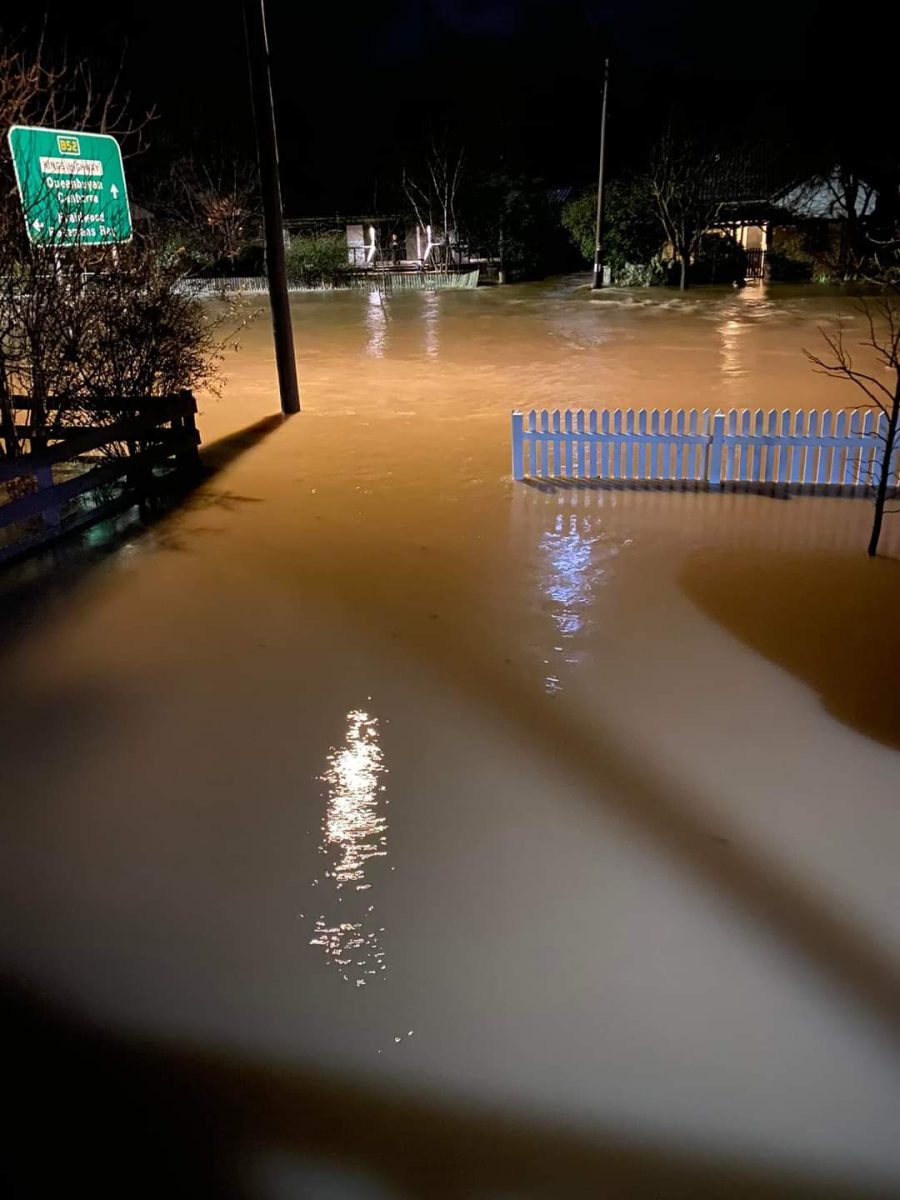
[{"left": 2, "top": 279, "right": 900, "bottom": 1197}]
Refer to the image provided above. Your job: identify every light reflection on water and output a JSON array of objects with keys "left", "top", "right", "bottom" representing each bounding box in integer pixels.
[
  {"left": 718, "top": 317, "right": 745, "bottom": 385},
  {"left": 539, "top": 513, "right": 625, "bottom": 694},
  {"left": 422, "top": 289, "right": 440, "bottom": 358},
  {"left": 309, "top": 709, "right": 389, "bottom": 987},
  {"left": 364, "top": 290, "right": 388, "bottom": 358}
]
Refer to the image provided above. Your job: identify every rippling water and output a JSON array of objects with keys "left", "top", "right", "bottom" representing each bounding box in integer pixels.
[{"left": 1, "top": 277, "right": 899, "bottom": 1197}]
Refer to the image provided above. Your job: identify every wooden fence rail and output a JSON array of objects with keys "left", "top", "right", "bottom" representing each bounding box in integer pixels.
[
  {"left": 0, "top": 392, "right": 200, "bottom": 565},
  {"left": 511, "top": 407, "right": 899, "bottom": 495}
]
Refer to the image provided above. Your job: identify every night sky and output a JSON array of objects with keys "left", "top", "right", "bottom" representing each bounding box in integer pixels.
[{"left": 6, "top": 1, "right": 899, "bottom": 213}]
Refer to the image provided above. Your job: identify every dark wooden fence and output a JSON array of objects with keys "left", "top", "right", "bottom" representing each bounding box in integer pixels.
[{"left": 0, "top": 392, "right": 200, "bottom": 565}]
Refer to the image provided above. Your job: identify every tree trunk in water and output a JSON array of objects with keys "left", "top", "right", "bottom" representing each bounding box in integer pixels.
[
  {"left": 679, "top": 257, "right": 688, "bottom": 291},
  {"left": 868, "top": 384, "right": 900, "bottom": 557},
  {"left": 839, "top": 212, "right": 857, "bottom": 281},
  {"left": 839, "top": 176, "right": 858, "bottom": 281}
]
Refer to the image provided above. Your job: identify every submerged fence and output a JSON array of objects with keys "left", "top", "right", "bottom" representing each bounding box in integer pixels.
[
  {"left": 0, "top": 392, "right": 200, "bottom": 564},
  {"left": 185, "top": 269, "right": 479, "bottom": 296},
  {"left": 184, "top": 275, "right": 376, "bottom": 295},
  {"left": 511, "top": 407, "right": 899, "bottom": 495}
]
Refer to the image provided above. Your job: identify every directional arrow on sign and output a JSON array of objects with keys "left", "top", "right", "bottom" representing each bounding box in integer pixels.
[{"left": 110, "top": 184, "right": 119, "bottom": 198}]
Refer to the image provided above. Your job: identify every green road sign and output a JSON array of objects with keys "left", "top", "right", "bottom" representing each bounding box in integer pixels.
[{"left": 7, "top": 125, "right": 132, "bottom": 247}]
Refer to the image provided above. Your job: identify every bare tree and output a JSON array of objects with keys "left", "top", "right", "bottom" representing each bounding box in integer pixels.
[
  {"left": 0, "top": 36, "right": 249, "bottom": 483},
  {"left": 403, "top": 142, "right": 464, "bottom": 268},
  {"left": 806, "top": 296, "right": 900, "bottom": 556},
  {"left": 862, "top": 200, "right": 900, "bottom": 288},
  {"left": 828, "top": 167, "right": 877, "bottom": 281},
  {"left": 0, "top": 35, "right": 152, "bottom": 169},
  {"left": 159, "top": 155, "right": 260, "bottom": 271},
  {"left": 645, "top": 130, "right": 736, "bottom": 291},
  {"left": 0, "top": 205, "right": 248, "bottom": 451},
  {"left": 781, "top": 167, "right": 878, "bottom": 281}
]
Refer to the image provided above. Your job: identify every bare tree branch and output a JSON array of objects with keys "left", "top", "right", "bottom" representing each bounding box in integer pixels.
[{"left": 806, "top": 298, "right": 900, "bottom": 555}]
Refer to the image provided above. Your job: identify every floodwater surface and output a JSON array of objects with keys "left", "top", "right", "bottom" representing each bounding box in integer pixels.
[{"left": 2, "top": 279, "right": 900, "bottom": 1198}]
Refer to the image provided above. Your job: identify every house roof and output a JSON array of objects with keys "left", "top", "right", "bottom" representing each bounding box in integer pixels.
[{"left": 772, "top": 173, "right": 878, "bottom": 220}]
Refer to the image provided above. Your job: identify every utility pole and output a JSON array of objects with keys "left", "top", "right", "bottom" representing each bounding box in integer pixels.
[
  {"left": 243, "top": 0, "right": 300, "bottom": 414},
  {"left": 591, "top": 57, "right": 610, "bottom": 291}
]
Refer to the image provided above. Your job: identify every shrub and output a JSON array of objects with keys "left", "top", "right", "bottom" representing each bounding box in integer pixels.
[
  {"left": 686, "top": 232, "right": 747, "bottom": 285},
  {"left": 767, "top": 250, "right": 814, "bottom": 282},
  {"left": 285, "top": 233, "right": 349, "bottom": 286},
  {"left": 0, "top": 37, "right": 242, "bottom": 463}
]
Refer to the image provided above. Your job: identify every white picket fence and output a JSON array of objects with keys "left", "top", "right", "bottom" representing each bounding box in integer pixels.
[
  {"left": 183, "top": 269, "right": 479, "bottom": 296},
  {"left": 511, "top": 408, "right": 899, "bottom": 493},
  {"left": 181, "top": 276, "right": 377, "bottom": 295}
]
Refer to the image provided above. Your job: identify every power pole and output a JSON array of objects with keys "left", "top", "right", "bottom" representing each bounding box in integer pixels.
[
  {"left": 243, "top": 0, "right": 300, "bottom": 414},
  {"left": 591, "top": 57, "right": 610, "bottom": 291}
]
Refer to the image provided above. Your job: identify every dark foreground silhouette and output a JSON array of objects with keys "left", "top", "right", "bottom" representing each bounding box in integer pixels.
[{"left": 2, "top": 980, "right": 895, "bottom": 1200}]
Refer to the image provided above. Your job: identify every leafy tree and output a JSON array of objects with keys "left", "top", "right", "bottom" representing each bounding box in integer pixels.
[
  {"left": 562, "top": 178, "right": 663, "bottom": 284},
  {"left": 464, "top": 173, "right": 575, "bottom": 280}
]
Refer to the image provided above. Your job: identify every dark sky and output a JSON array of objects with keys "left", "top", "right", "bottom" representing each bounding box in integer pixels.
[{"left": 7, "top": 1, "right": 898, "bottom": 213}]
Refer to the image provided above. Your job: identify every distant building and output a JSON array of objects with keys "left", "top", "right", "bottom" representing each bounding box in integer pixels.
[
  {"left": 701, "top": 162, "right": 879, "bottom": 282},
  {"left": 775, "top": 172, "right": 877, "bottom": 222},
  {"left": 283, "top": 214, "right": 478, "bottom": 271},
  {"left": 767, "top": 172, "right": 879, "bottom": 281}
]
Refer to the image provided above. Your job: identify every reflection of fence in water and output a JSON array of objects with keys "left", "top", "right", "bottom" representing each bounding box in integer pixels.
[
  {"left": 510, "top": 471, "right": 900, "bottom": 559},
  {"left": 508, "top": 470, "right": 900, "bottom": 699},
  {"left": 537, "top": 511, "right": 626, "bottom": 695},
  {"left": 512, "top": 407, "right": 899, "bottom": 496}
]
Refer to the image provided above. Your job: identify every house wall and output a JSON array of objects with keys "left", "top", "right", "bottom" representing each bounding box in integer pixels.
[
  {"left": 731, "top": 223, "right": 767, "bottom": 251},
  {"left": 346, "top": 224, "right": 366, "bottom": 267},
  {"left": 405, "top": 225, "right": 422, "bottom": 261}
]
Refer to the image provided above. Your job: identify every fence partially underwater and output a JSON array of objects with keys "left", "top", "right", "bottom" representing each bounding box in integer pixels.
[
  {"left": 512, "top": 408, "right": 899, "bottom": 495},
  {"left": 186, "top": 269, "right": 479, "bottom": 296}
]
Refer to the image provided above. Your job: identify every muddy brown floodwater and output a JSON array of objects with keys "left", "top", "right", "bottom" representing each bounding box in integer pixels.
[{"left": 2, "top": 279, "right": 900, "bottom": 1198}]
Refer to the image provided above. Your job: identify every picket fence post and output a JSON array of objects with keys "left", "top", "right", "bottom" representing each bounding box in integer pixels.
[
  {"left": 511, "top": 411, "right": 524, "bottom": 480},
  {"left": 708, "top": 411, "right": 725, "bottom": 488},
  {"left": 509, "top": 405, "right": 893, "bottom": 496}
]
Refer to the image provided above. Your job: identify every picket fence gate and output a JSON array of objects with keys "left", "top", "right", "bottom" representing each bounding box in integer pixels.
[{"left": 511, "top": 407, "right": 899, "bottom": 494}]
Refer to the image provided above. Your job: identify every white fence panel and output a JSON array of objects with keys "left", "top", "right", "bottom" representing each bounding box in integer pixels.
[{"left": 512, "top": 407, "right": 895, "bottom": 496}]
